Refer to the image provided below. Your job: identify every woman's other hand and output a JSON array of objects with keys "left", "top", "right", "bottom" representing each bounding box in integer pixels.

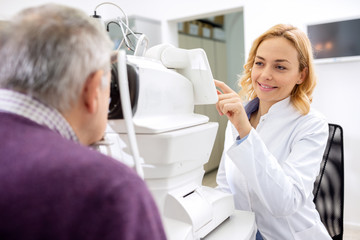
[{"left": 215, "top": 80, "right": 252, "bottom": 138}]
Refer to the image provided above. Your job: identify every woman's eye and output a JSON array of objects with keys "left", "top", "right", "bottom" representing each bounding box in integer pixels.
[
  {"left": 276, "top": 65, "right": 286, "bottom": 70},
  {"left": 255, "top": 61, "right": 263, "bottom": 66}
]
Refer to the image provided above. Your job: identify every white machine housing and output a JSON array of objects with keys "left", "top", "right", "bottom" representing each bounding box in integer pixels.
[{"left": 101, "top": 44, "right": 235, "bottom": 240}]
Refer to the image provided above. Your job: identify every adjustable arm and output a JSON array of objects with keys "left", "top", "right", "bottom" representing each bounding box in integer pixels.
[{"left": 145, "top": 44, "right": 218, "bottom": 105}]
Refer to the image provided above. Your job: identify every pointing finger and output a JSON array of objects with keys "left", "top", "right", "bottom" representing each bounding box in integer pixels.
[{"left": 214, "top": 80, "right": 235, "bottom": 94}]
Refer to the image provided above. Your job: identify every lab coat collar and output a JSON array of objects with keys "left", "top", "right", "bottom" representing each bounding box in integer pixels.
[{"left": 267, "top": 97, "right": 292, "bottom": 115}]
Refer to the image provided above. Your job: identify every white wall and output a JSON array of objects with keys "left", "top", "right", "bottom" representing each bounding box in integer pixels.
[
  {"left": 0, "top": 0, "right": 244, "bottom": 23},
  {"left": 1, "top": 0, "right": 360, "bottom": 228},
  {"left": 0, "top": 0, "right": 156, "bottom": 20},
  {"left": 0, "top": 0, "right": 244, "bottom": 47}
]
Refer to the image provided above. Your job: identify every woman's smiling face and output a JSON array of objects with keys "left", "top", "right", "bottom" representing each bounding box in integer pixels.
[{"left": 251, "top": 37, "right": 306, "bottom": 108}]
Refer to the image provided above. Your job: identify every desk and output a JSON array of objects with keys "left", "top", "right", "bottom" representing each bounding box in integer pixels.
[
  {"left": 204, "top": 210, "right": 256, "bottom": 240},
  {"left": 164, "top": 210, "right": 256, "bottom": 240}
]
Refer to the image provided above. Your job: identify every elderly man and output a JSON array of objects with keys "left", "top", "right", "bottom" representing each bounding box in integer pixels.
[{"left": 0, "top": 4, "right": 166, "bottom": 240}]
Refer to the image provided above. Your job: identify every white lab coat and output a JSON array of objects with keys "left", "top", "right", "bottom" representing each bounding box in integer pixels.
[{"left": 216, "top": 97, "right": 331, "bottom": 240}]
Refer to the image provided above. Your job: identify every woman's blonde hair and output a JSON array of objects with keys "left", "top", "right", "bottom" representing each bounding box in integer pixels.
[{"left": 239, "top": 24, "right": 316, "bottom": 115}]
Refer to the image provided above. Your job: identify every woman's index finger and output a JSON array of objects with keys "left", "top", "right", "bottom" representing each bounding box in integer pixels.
[{"left": 214, "top": 80, "right": 234, "bottom": 94}]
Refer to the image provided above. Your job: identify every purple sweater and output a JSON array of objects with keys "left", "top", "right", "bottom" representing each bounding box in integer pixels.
[{"left": 0, "top": 112, "right": 167, "bottom": 240}]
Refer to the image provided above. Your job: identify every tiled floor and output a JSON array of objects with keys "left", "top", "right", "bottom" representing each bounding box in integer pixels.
[{"left": 202, "top": 169, "right": 360, "bottom": 239}]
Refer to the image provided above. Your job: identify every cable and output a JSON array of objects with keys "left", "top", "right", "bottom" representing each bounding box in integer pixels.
[
  {"left": 117, "top": 17, "right": 131, "bottom": 50},
  {"left": 94, "top": 1, "right": 129, "bottom": 33},
  {"left": 117, "top": 50, "right": 144, "bottom": 179},
  {"left": 93, "top": 2, "right": 129, "bottom": 50},
  {"left": 94, "top": 2, "right": 147, "bottom": 55}
]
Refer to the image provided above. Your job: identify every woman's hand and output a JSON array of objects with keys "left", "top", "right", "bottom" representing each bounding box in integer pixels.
[{"left": 215, "top": 80, "right": 252, "bottom": 138}]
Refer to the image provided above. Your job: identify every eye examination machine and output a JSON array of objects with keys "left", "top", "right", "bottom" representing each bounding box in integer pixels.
[
  {"left": 93, "top": 3, "right": 256, "bottom": 239},
  {"left": 98, "top": 45, "right": 256, "bottom": 239}
]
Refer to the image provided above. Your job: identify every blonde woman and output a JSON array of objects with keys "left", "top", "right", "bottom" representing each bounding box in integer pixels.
[{"left": 215, "top": 24, "right": 331, "bottom": 240}]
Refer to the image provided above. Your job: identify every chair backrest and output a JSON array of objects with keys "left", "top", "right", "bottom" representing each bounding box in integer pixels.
[{"left": 313, "top": 123, "right": 344, "bottom": 240}]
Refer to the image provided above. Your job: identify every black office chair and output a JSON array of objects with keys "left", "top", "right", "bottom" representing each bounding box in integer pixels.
[{"left": 313, "top": 123, "right": 344, "bottom": 240}]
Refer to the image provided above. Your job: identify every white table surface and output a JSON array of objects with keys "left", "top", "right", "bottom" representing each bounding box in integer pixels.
[{"left": 204, "top": 210, "right": 257, "bottom": 240}]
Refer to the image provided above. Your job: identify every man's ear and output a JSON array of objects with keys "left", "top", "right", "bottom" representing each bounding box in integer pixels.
[{"left": 82, "top": 70, "right": 104, "bottom": 114}]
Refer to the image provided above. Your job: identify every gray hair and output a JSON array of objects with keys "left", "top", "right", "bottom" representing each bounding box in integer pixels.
[{"left": 0, "top": 4, "right": 113, "bottom": 111}]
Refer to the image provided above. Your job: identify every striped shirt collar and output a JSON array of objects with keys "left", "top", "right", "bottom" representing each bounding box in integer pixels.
[
  {"left": 244, "top": 97, "right": 292, "bottom": 119},
  {"left": 0, "top": 88, "right": 78, "bottom": 142}
]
